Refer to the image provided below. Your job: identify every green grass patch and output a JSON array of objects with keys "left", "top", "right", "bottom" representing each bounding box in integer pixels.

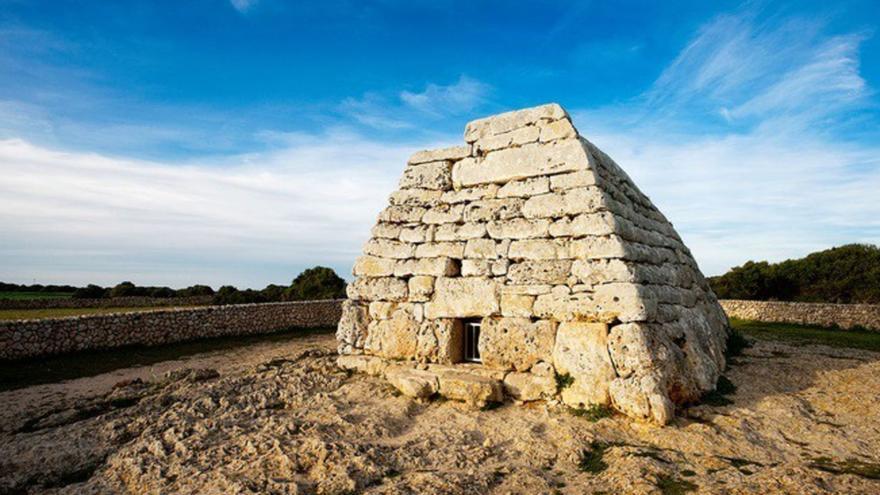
[
  {"left": 657, "top": 475, "right": 697, "bottom": 495},
  {"left": 567, "top": 404, "right": 615, "bottom": 422},
  {"left": 555, "top": 372, "right": 574, "bottom": 391},
  {"left": 0, "top": 291, "right": 74, "bottom": 300},
  {"left": 730, "top": 318, "right": 880, "bottom": 353},
  {"left": 0, "top": 306, "right": 200, "bottom": 321},
  {"left": 0, "top": 327, "right": 336, "bottom": 392},
  {"left": 578, "top": 441, "right": 610, "bottom": 474}
]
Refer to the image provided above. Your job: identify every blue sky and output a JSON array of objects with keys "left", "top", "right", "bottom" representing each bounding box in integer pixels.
[{"left": 1, "top": 0, "right": 879, "bottom": 288}]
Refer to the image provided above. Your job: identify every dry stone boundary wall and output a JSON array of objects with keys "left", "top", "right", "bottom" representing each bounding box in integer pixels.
[
  {"left": 0, "top": 299, "right": 343, "bottom": 361},
  {"left": 720, "top": 299, "right": 880, "bottom": 331},
  {"left": 0, "top": 296, "right": 213, "bottom": 310}
]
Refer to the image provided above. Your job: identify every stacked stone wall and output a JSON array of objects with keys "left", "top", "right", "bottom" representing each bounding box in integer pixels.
[
  {"left": 720, "top": 299, "right": 880, "bottom": 331},
  {"left": 0, "top": 295, "right": 213, "bottom": 310},
  {"left": 337, "top": 104, "right": 730, "bottom": 424},
  {"left": 0, "top": 299, "right": 343, "bottom": 361}
]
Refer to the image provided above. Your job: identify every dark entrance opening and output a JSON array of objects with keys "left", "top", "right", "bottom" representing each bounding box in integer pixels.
[{"left": 462, "top": 319, "right": 482, "bottom": 363}]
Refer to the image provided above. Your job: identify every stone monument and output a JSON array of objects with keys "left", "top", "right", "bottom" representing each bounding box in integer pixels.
[{"left": 337, "top": 103, "right": 730, "bottom": 424}]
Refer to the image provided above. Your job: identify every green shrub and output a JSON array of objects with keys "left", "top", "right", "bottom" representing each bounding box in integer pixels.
[{"left": 284, "top": 266, "right": 347, "bottom": 301}]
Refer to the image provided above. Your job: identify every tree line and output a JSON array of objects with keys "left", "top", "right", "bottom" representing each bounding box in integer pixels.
[
  {"left": 708, "top": 244, "right": 880, "bottom": 304},
  {"left": 0, "top": 266, "right": 348, "bottom": 304}
]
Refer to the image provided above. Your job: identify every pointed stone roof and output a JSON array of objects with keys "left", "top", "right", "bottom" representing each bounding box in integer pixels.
[{"left": 337, "top": 103, "right": 730, "bottom": 424}]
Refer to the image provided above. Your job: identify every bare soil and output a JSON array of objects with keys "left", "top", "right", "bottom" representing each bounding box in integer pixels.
[{"left": 1, "top": 332, "right": 879, "bottom": 494}]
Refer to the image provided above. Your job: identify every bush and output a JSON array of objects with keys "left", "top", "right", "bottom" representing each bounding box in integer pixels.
[
  {"left": 149, "top": 287, "right": 176, "bottom": 298},
  {"left": 72, "top": 284, "right": 108, "bottom": 299},
  {"left": 709, "top": 244, "right": 880, "bottom": 304},
  {"left": 176, "top": 285, "right": 215, "bottom": 297},
  {"left": 284, "top": 266, "right": 347, "bottom": 301}
]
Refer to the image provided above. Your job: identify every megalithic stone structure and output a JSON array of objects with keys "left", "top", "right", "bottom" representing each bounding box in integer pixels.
[{"left": 337, "top": 103, "right": 730, "bottom": 424}]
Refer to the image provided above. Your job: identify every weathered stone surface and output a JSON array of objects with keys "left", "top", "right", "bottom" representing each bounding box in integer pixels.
[
  {"left": 440, "top": 184, "right": 498, "bottom": 204},
  {"left": 500, "top": 293, "right": 535, "bottom": 317},
  {"left": 399, "top": 160, "right": 453, "bottom": 190},
  {"left": 497, "top": 177, "right": 549, "bottom": 198},
  {"left": 379, "top": 205, "right": 426, "bottom": 223},
  {"left": 434, "top": 222, "right": 486, "bottom": 241},
  {"left": 385, "top": 366, "right": 439, "bottom": 398},
  {"left": 553, "top": 322, "right": 616, "bottom": 407},
  {"left": 508, "top": 239, "right": 570, "bottom": 260},
  {"left": 337, "top": 354, "right": 387, "bottom": 376},
  {"left": 464, "top": 238, "right": 498, "bottom": 259},
  {"left": 363, "top": 239, "right": 414, "bottom": 259},
  {"left": 422, "top": 204, "right": 464, "bottom": 224},
  {"left": 336, "top": 300, "right": 369, "bottom": 351},
  {"left": 408, "top": 146, "right": 470, "bottom": 165},
  {"left": 389, "top": 188, "right": 443, "bottom": 206},
  {"left": 346, "top": 277, "right": 408, "bottom": 302},
  {"left": 424, "top": 277, "right": 499, "bottom": 318},
  {"left": 506, "top": 260, "right": 572, "bottom": 285},
  {"left": 408, "top": 276, "right": 435, "bottom": 302},
  {"left": 415, "top": 241, "right": 465, "bottom": 259},
  {"left": 550, "top": 170, "right": 598, "bottom": 191},
  {"left": 416, "top": 319, "right": 462, "bottom": 363},
  {"left": 437, "top": 370, "right": 503, "bottom": 406},
  {"left": 480, "top": 317, "right": 555, "bottom": 372},
  {"left": 522, "top": 187, "right": 605, "bottom": 219},
  {"left": 393, "top": 257, "right": 459, "bottom": 277},
  {"left": 474, "top": 125, "right": 540, "bottom": 153},
  {"left": 399, "top": 225, "right": 433, "bottom": 243},
  {"left": 364, "top": 313, "right": 419, "bottom": 359},
  {"left": 548, "top": 212, "right": 617, "bottom": 237},
  {"left": 452, "top": 139, "right": 591, "bottom": 187},
  {"left": 464, "top": 103, "right": 568, "bottom": 142},
  {"left": 352, "top": 255, "right": 396, "bottom": 277},
  {"left": 463, "top": 198, "right": 524, "bottom": 222},
  {"left": 371, "top": 223, "right": 401, "bottom": 239},
  {"left": 461, "top": 259, "right": 491, "bottom": 277},
  {"left": 539, "top": 118, "right": 577, "bottom": 142},
  {"left": 503, "top": 372, "right": 556, "bottom": 401},
  {"left": 486, "top": 218, "right": 550, "bottom": 239}
]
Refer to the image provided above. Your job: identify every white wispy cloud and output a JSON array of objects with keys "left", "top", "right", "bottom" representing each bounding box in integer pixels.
[
  {"left": 574, "top": 10, "right": 880, "bottom": 275},
  {"left": 229, "top": 0, "right": 258, "bottom": 13},
  {"left": 341, "top": 75, "right": 491, "bottom": 130},
  {"left": 0, "top": 130, "right": 421, "bottom": 287}
]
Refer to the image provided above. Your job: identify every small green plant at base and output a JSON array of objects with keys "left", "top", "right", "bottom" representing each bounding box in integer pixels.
[
  {"left": 657, "top": 475, "right": 697, "bottom": 495},
  {"left": 555, "top": 372, "right": 574, "bottom": 391},
  {"left": 568, "top": 404, "right": 615, "bottom": 422},
  {"left": 578, "top": 441, "right": 609, "bottom": 474}
]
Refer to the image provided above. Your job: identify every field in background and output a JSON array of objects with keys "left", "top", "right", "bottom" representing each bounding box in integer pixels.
[
  {"left": 731, "top": 318, "right": 880, "bottom": 353},
  {"left": 0, "top": 291, "right": 73, "bottom": 300},
  {"left": 0, "top": 306, "right": 202, "bottom": 321}
]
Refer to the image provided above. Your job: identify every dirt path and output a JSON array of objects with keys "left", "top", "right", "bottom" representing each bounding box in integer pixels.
[{"left": 1, "top": 333, "right": 879, "bottom": 494}]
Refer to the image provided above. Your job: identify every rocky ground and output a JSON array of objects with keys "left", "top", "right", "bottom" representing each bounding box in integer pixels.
[{"left": 1, "top": 332, "right": 879, "bottom": 494}]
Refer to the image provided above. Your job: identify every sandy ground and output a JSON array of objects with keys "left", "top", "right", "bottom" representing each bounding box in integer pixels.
[{"left": 1, "top": 333, "right": 879, "bottom": 494}]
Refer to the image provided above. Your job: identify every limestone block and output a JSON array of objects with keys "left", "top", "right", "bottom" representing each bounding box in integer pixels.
[
  {"left": 405, "top": 276, "right": 434, "bottom": 302},
  {"left": 506, "top": 260, "right": 572, "bottom": 285},
  {"left": 399, "top": 225, "right": 433, "bottom": 243},
  {"left": 464, "top": 238, "right": 498, "bottom": 259},
  {"left": 486, "top": 218, "right": 550, "bottom": 239},
  {"left": 347, "top": 277, "right": 408, "bottom": 302},
  {"left": 415, "top": 242, "right": 465, "bottom": 259},
  {"left": 503, "top": 372, "right": 556, "bottom": 401},
  {"left": 424, "top": 277, "right": 499, "bottom": 318},
  {"left": 491, "top": 259, "right": 509, "bottom": 276},
  {"left": 531, "top": 361, "right": 555, "bottom": 377},
  {"left": 440, "top": 184, "right": 498, "bottom": 204},
  {"left": 550, "top": 170, "right": 598, "bottom": 191},
  {"left": 462, "top": 259, "right": 491, "bottom": 277},
  {"left": 336, "top": 300, "right": 369, "bottom": 350},
  {"left": 363, "top": 239, "right": 414, "bottom": 259},
  {"left": 379, "top": 204, "right": 426, "bottom": 223},
  {"left": 437, "top": 370, "right": 503, "bottom": 406},
  {"left": 393, "top": 257, "right": 460, "bottom": 277},
  {"left": 572, "top": 259, "right": 633, "bottom": 286},
  {"left": 389, "top": 188, "right": 443, "bottom": 206},
  {"left": 385, "top": 366, "right": 439, "bottom": 398},
  {"left": 501, "top": 284, "right": 552, "bottom": 296},
  {"left": 552, "top": 322, "right": 616, "bottom": 406},
  {"left": 352, "top": 256, "right": 396, "bottom": 277},
  {"left": 463, "top": 198, "right": 524, "bottom": 222},
  {"left": 364, "top": 313, "right": 419, "bottom": 359},
  {"left": 548, "top": 212, "right": 617, "bottom": 237},
  {"left": 480, "top": 317, "right": 555, "bottom": 372},
  {"left": 474, "top": 125, "right": 540, "bottom": 153},
  {"left": 399, "top": 160, "right": 453, "bottom": 190},
  {"left": 539, "top": 118, "right": 577, "bottom": 142},
  {"left": 496, "top": 239, "right": 512, "bottom": 257},
  {"left": 368, "top": 301, "right": 399, "bottom": 320},
  {"left": 500, "top": 293, "right": 535, "bottom": 317},
  {"left": 522, "top": 187, "right": 605, "bottom": 219},
  {"left": 408, "top": 146, "right": 470, "bottom": 165},
  {"left": 609, "top": 375, "right": 674, "bottom": 425},
  {"left": 593, "top": 283, "right": 654, "bottom": 322},
  {"left": 497, "top": 176, "right": 550, "bottom": 198},
  {"left": 337, "top": 355, "right": 388, "bottom": 377},
  {"left": 532, "top": 292, "right": 601, "bottom": 321},
  {"left": 508, "top": 239, "right": 571, "bottom": 260},
  {"left": 570, "top": 236, "right": 627, "bottom": 259},
  {"left": 464, "top": 103, "right": 569, "bottom": 142},
  {"left": 371, "top": 223, "right": 401, "bottom": 239},
  {"left": 422, "top": 204, "right": 464, "bottom": 224},
  {"left": 452, "top": 139, "right": 590, "bottom": 187},
  {"left": 434, "top": 222, "right": 487, "bottom": 242},
  {"left": 416, "top": 319, "right": 463, "bottom": 363}
]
